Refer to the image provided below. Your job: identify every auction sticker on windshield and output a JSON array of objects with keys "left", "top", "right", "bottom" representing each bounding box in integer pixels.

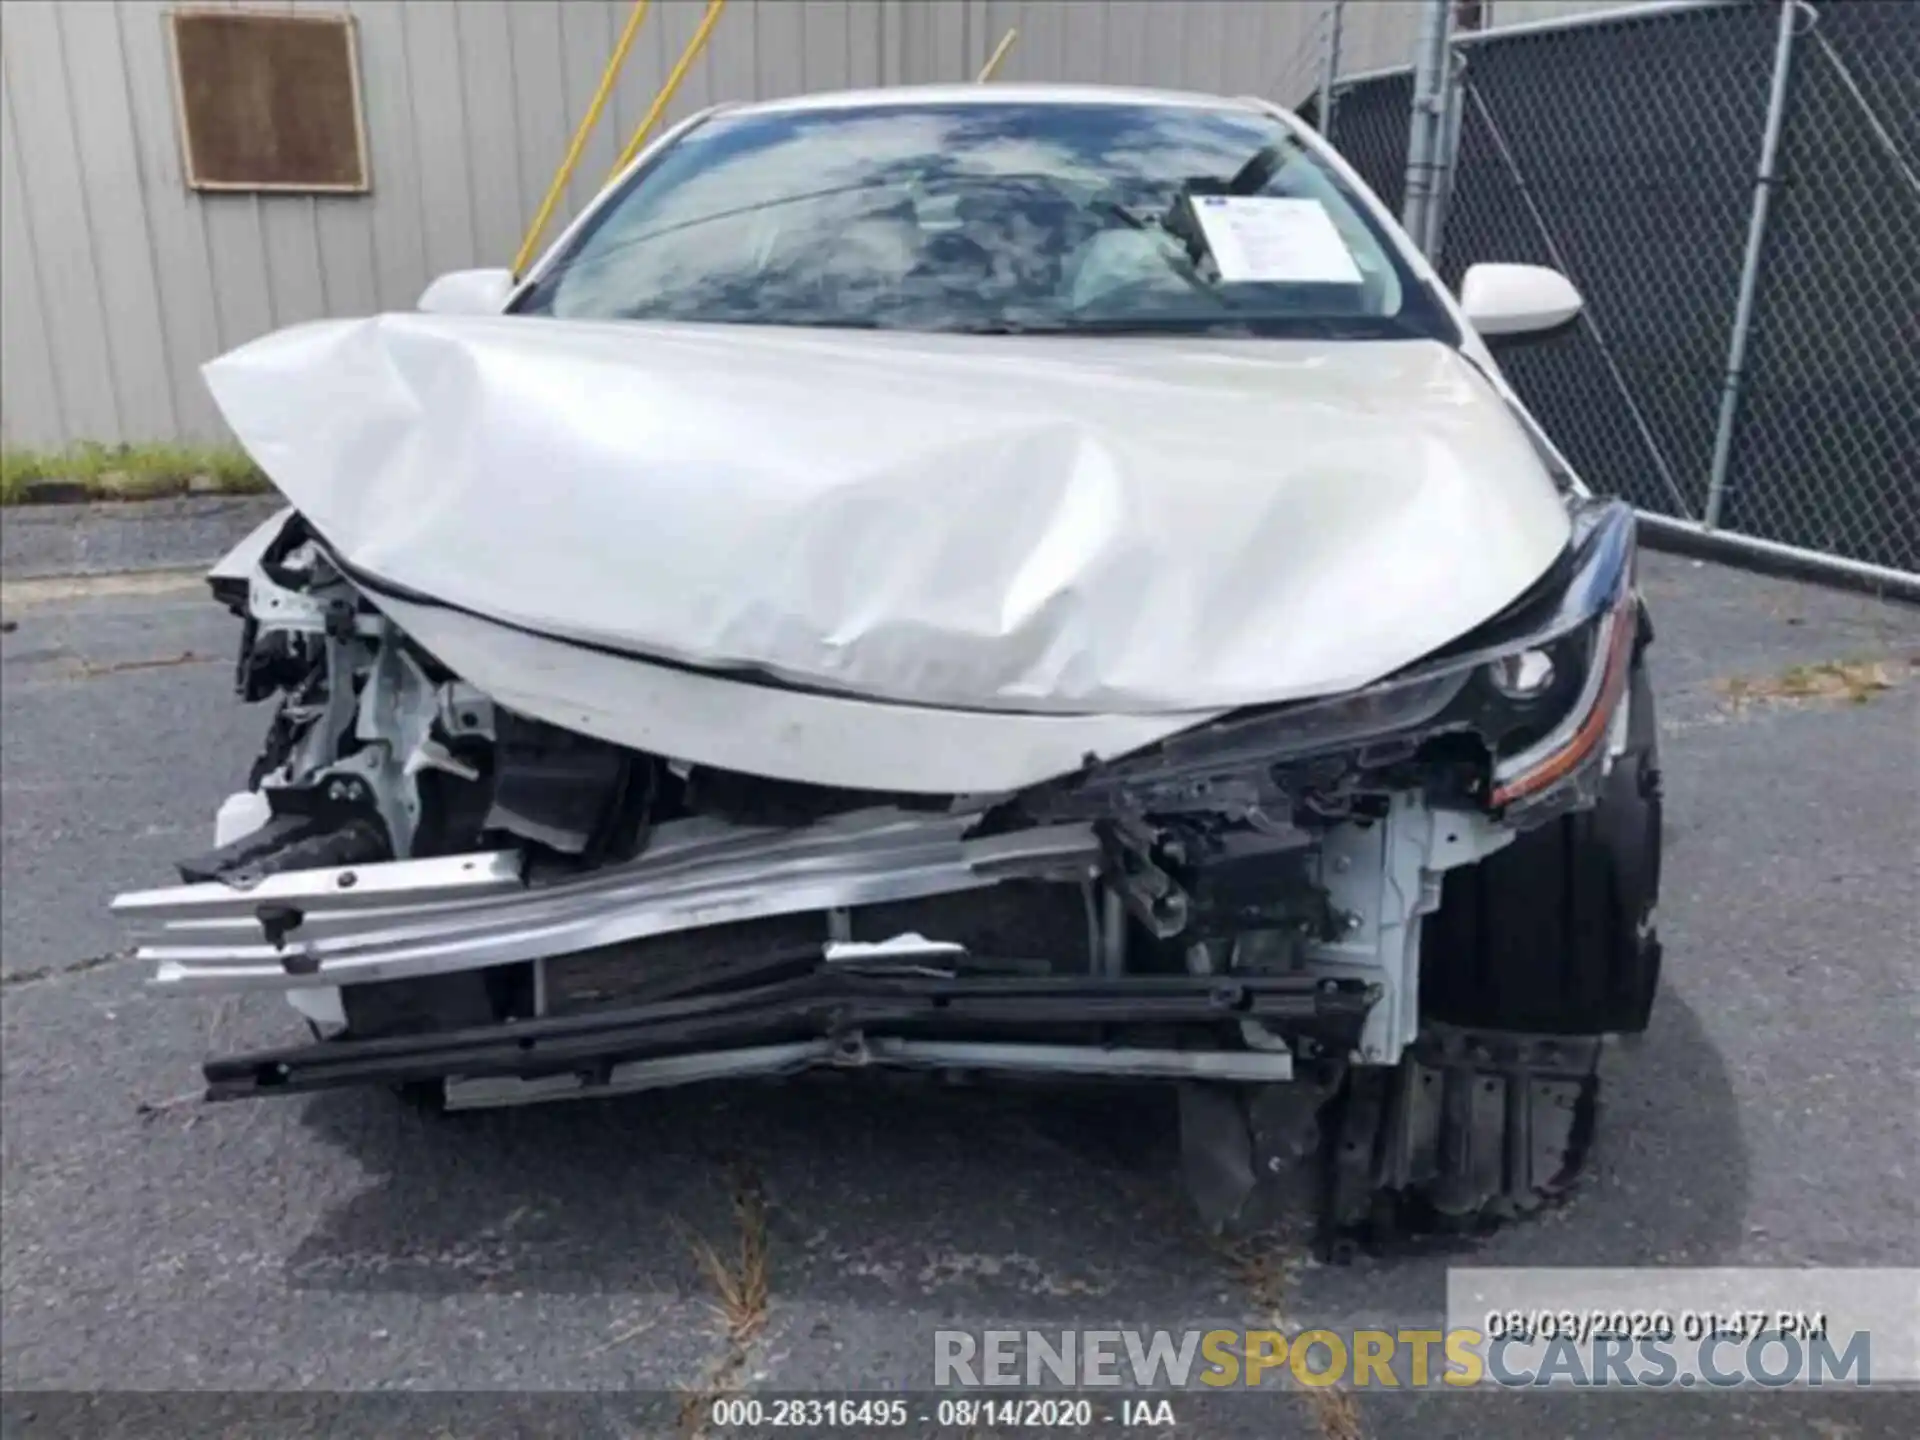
[{"left": 1191, "top": 196, "right": 1364, "bottom": 285}]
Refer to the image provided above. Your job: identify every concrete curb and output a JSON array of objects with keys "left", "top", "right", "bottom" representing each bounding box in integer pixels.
[{"left": 0, "top": 495, "right": 284, "bottom": 581}]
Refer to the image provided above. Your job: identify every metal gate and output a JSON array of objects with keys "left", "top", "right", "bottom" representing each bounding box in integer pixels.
[{"left": 1321, "top": 0, "right": 1918, "bottom": 594}]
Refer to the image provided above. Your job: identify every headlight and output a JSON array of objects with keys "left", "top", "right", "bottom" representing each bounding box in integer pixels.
[
  {"left": 1469, "top": 627, "right": 1592, "bottom": 753},
  {"left": 1443, "top": 500, "right": 1640, "bottom": 813},
  {"left": 1487, "top": 586, "right": 1638, "bottom": 808},
  {"left": 1485, "top": 647, "right": 1556, "bottom": 699}
]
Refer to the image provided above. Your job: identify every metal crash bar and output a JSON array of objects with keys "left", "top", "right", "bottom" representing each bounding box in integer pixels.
[{"left": 114, "top": 808, "right": 1102, "bottom": 992}]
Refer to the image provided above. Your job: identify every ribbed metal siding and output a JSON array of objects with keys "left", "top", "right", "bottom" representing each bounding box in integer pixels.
[{"left": 0, "top": 0, "right": 1610, "bottom": 447}]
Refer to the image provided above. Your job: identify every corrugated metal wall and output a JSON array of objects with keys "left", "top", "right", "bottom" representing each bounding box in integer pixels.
[{"left": 0, "top": 0, "right": 1623, "bottom": 448}]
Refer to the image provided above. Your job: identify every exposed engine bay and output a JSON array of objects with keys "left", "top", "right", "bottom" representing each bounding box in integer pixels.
[{"left": 113, "top": 495, "right": 1656, "bottom": 1245}]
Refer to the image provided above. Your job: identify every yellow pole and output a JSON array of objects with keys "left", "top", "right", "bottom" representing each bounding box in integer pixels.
[
  {"left": 975, "top": 27, "right": 1018, "bottom": 83},
  {"left": 609, "top": 0, "right": 728, "bottom": 180},
  {"left": 512, "top": 0, "right": 652, "bottom": 278}
]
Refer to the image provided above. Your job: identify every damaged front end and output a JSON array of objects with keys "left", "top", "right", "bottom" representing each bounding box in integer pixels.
[{"left": 114, "top": 496, "right": 1653, "bottom": 1242}]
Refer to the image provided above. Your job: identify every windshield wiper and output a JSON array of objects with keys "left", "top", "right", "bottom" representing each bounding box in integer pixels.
[
  {"left": 943, "top": 313, "right": 1435, "bottom": 341},
  {"left": 1225, "top": 141, "right": 1297, "bottom": 195},
  {"left": 944, "top": 317, "right": 1260, "bottom": 338}
]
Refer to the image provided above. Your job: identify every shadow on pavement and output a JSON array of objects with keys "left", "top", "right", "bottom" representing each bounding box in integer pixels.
[{"left": 285, "top": 987, "right": 1747, "bottom": 1327}]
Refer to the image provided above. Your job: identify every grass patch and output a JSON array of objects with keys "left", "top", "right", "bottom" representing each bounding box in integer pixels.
[
  {"left": 677, "top": 1169, "right": 773, "bottom": 1438},
  {"left": 0, "top": 442, "right": 270, "bottom": 504}
]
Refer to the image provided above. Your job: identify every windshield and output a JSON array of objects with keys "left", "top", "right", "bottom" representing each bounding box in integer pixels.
[{"left": 515, "top": 100, "right": 1456, "bottom": 342}]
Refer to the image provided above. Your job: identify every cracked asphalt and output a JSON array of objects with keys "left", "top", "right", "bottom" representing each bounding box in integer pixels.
[{"left": 1, "top": 551, "right": 1915, "bottom": 1438}]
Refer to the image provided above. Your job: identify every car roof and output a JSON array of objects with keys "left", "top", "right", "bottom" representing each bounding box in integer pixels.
[{"left": 719, "top": 83, "right": 1275, "bottom": 121}]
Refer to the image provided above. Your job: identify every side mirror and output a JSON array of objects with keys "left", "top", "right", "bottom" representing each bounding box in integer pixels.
[
  {"left": 1458, "top": 263, "right": 1582, "bottom": 340},
  {"left": 417, "top": 268, "right": 515, "bottom": 316}
]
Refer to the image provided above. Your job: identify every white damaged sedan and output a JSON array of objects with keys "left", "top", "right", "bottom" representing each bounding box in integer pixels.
[{"left": 113, "top": 86, "right": 1662, "bottom": 1249}]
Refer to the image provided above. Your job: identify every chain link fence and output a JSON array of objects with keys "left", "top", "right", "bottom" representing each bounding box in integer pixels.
[{"left": 1321, "top": 0, "right": 1918, "bottom": 589}]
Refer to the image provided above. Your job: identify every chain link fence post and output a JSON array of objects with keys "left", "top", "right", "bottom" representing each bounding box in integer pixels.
[
  {"left": 1430, "top": 43, "right": 1469, "bottom": 258},
  {"left": 1703, "top": 0, "right": 1803, "bottom": 530},
  {"left": 1402, "top": 0, "right": 1455, "bottom": 256},
  {"left": 1318, "top": 0, "right": 1346, "bottom": 147}
]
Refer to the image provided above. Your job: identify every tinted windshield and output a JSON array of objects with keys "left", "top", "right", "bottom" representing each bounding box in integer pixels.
[{"left": 516, "top": 100, "right": 1455, "bottom": 341}]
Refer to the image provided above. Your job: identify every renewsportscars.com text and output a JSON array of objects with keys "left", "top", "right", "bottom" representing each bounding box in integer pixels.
[{"left": 934, "top": 1327, "right": 1878, "bottom": 1390}]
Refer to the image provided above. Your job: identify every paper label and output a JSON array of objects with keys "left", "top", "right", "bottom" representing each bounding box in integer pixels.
[{"left": 1190, "top": 195, "right": 1364, "bottom": 285}]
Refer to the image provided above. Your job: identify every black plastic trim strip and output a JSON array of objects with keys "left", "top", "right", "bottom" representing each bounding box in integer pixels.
[{"left": 203, "top": 970, "right": 1373, "bottom": 1100}]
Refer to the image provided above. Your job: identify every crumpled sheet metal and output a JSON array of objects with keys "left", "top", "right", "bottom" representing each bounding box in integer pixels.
[{"left": 203, "top": 313, "right": 1568, "bottom": 716}]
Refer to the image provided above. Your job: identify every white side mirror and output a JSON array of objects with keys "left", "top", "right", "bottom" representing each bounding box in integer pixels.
[
  {"left": 1459, "top": 263, "right": 1582, "bottom": 339},
  {"left": 417, "top": 268, "right": 515, "bottom": 316}
]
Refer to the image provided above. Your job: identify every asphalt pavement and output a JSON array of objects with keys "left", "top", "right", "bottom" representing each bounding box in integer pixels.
[
  {"left": 0, "top": 496, "right": 283, "bottom": 581},
  {"left": 1, "top": 548, "right": 1915, "bottom": 1438}
]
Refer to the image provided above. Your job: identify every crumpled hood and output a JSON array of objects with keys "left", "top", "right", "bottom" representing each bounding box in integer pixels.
[{"left": 204, "top": 313, "right": 1570, "bottom": 715}]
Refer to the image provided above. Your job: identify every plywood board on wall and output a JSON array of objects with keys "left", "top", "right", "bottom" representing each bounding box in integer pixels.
[{"left": 168, "top": 8, "right": 369, "bottom": 192}]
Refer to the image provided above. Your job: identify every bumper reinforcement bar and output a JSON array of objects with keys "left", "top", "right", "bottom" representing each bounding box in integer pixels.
[{"left": 113, "top": 808, "right": 1103, "bottom": 992}]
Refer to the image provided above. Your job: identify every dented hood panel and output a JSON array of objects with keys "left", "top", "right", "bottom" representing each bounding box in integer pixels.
[{"left": 204, "top": 314, "right": 1569, "bottom": 716}]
